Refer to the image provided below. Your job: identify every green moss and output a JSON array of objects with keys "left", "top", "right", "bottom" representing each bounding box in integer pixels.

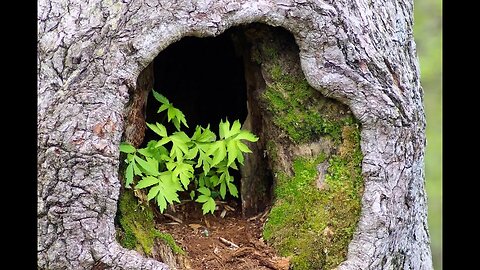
[
  {"left": 263, "top": 121, "right": 363, "bottom": 270},
  {"left": 262, "top": 63, "right": 348, "bottom": 144},
  {"left": 266, "top": 140, "right": 278, "bottom": 160},
  {"left": 154, "top": 231, "right": 185, "bottom": 255},
  {"left": 263, "top": 44, "right": 279, "bottom": 60},
  {"left": 117, "top": 190, "right": 184, "bottom": 255},
  {"left": 245, "top": 26, "right": 365, "bottom": 269}
]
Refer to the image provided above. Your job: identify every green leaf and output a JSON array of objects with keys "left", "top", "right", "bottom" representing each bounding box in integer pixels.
[
  {"left": 180, "top": 115, "right": 188, "bottom": 128},
  {"left": 134, "top": 156, "right": 154, "bottom": 175},
  {"left": 190, "top": 190, "right": 195, "bottom": 200},
  {"left": 167, "top": 106, "right": 176, "bottom": 122},
  {"left": 209, "top": 175, "right": 220, "bottom": 186},
  {"left": 202, "top": 160, "right": 211, "bottom": 175},
  {"left": 155, "top": 145, "right": 170, "bottom": 159},
  {"left": 196, "top": 146, "right": 212, "bottom": 170},
  {"left": 165, "top": 161, "right": 175, "bottom": 171},
  {"left": 169, "top": 132, "right": 190, "bottom": 159},
  {"left": 120, "top": 142, "right": 136, "bottom": 153},
  {"left": 226, "top": 139, "right": 238, "bottom": 166},
  {"left": 219, "top": 119, "right": 230, "bottom": 139},
  {"left": 208, "top": 140, "right": 226, "bottom": 167},
  {"left": 236, "top": 152, "right": 244, "bottom": 165},
  {"left": 147, "top": 185, "right": 161, "bottom": 201},
  {"left": 155, "top": 137, "right": 171, "bottom": 148},
  {"left": 146, "top": 140, "right": 158, "bottom": 148},
  {"left": 159, "top": 173, "right": 182, "bottom": 203},
  {"left": 170, "top": 131, "right": 190, "bottom": 144},
  {"left": 172, "top": 162, "right": 194, "bottom": 189},
  {"left": 184, "top": 147, "right": 198, "bottom": 160},
  {"left": 198, "top": 126, "right": 216, "bottom": 142},
  {"left": 230, "top": 120, "right": 242, "bottom": 137},
  {"left": 196, "top": 194, "right": 210, "bottom": 203},
  {"left": 136, "top": 176, "right": 159, "bottom": 189},
  {"left": 152, "top": 90, "right": 170, "bottom": 105},
  {"left": 132, "top": 162, "right": 142, "bottom": 176},
  {"left": 172, "top": 118, "right": 181, "bottom": 131},
  {"left": 219, "top": 171, "right": 226, "bottom": 183},
  {"left": 172, "top": 108, "right": 188, "bottom": 128},
  {"left": 191, "top": 126, "right": 202, "bottom": 141},
  {"left": 125, "top": 163, "right": 134, "bottom": 188},
  {"left": 216, "top": 161, "right": 230, "bottom": 174},
  {"left": 147, "top": 156, "right": 159, "bottom": 172},
  {"left": 228, "top": 182, "right": 238, "bottom": 198},
  {"left": 236, "top": 130, "right": 259, "bottom": 142},
  {"left": 179, "top": 173, "right": 191, "bottom": 189},
  {"left": 219, "top": 182, "right": 226, "bottom": 199},
  {"left": 134, "top": 155, "right": 159, "bottom": 176},
  {"left": 158, "top": 104, "right": 169, "bottom": 113},
  {"left": 137, "top": 147, "right": 153, "bottom": 157},
  {"left": 202, "top": 197, "right": 216, "bottom": 214},
  {"left": 146, "top": 122, "right": 167, "bottom": 137},
  {"left": 236, "top": 141, "right": 252, "bottom": 153},
  {"left": 229, "top": 161, "right": 238, "bottom": 170},
  {"left": 211, "top": 190, "right": 220, "bottom": 199},
  {"left": 192, "top": 125, "right": 216, "bottom": 143},
  {"left": 156, "top": 193, "right": 168, "bottom": 213},
  {"left": 199, "top": 175, "right": 206, "bottom": 187},
  {"left": 197, "top": 187, "right": 211, "bottom": 196},
  {"left": 197, "top": 142, "right": 212, "bottom": 152}
]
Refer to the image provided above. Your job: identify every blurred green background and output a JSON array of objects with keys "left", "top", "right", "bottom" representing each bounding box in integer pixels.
[{"left": 413, "top": 0, "right": 442, "bottom": 269}]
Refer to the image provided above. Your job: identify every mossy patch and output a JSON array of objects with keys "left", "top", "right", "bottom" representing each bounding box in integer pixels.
[
  {"left": 263, "top": 121, "right": 363, "bottom": 270},
  {"left": 117, "top": 190, "right": 184, "bottom": 255},
  {"left": 154, "top": 231, "right": 185, "bottom": 255},
  {"left": 243, "top": 25, "right": 364, "bottom": 269},
  {"left": 261, "top": 56, "right": 348, "bottom": 145}
]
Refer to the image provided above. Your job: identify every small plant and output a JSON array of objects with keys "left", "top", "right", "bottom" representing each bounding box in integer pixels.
[{"left": 120, "top": 90, "right": 258, "bottom": 214}]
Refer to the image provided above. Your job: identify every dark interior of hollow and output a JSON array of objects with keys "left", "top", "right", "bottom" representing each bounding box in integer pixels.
[
  {"left": 142, "top": 28, "right": 264, "bottom": 208},
  {"left": 146, "top": 32, "right": 248, "bottom": 137}
]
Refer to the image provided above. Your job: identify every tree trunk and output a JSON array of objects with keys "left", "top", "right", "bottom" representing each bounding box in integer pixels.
[{"left": 38, "top": 0, "right": 432, "bottom": 269}]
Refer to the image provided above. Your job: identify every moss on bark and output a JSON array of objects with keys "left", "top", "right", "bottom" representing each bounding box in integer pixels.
[
  {"left": 244, "top": 24, "right": 364, "bottom": 269},
  {"left": 263, "top": 120, "right": 363, "bottom": 270},
  {"left": 116, "top": 190, "right": 184, "bottom": 256}
]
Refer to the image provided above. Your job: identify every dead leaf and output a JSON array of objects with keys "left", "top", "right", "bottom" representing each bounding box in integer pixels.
[
  {"left": 272, "top": 256, "right": 291, "bottom": 270},
  {"left": 189, "top": 223, "right": 203, "bottom": 230},
  {"left": 323, "top": 226, "right": 334, "bottom": 242}
]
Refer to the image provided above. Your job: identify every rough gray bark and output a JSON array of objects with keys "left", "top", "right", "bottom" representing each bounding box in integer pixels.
[{"left": 38, "top": 0, "right": 432, "bottom": 269}]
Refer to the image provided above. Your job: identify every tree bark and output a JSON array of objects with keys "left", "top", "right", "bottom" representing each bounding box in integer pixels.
[{"left": 38, "top": 0, "right": 432, "bottom": 269}]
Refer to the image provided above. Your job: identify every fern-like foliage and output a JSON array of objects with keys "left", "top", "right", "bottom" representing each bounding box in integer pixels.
[{"left": 120, "top": 90, "right": 258, "bottom": 214}]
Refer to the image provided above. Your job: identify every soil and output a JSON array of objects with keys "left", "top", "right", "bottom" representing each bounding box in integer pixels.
[{"left": 154, "top": 199, "right": 290, "bottom": 270}]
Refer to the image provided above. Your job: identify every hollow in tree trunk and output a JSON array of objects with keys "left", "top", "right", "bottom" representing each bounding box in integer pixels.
[{"left": 38, "top": 0, "right": 432, "bottom": 269}]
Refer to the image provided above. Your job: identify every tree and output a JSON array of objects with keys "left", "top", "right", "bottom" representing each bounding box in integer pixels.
[{"left": 38, "top": 0, "right": 433, "bottom": 269}]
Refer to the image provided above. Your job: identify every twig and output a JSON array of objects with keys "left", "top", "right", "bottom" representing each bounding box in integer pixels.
[
  {"left": 164, "top": 222, "right": 181, "bottom": 225},
  {"left": 232, "top": 247, "right": 256, "bottom": 258},
  {"left": 204, "top": 217, "right": 211, "bottom": 228},
  {"left": 248, "top": 208, "right": 271, "bottom": 222},
  {"left": 247, "top": 212, "right": 263, "bottom": 221},
  {"left": 224, "top": 205, "right": 235, "bottom": 211},
  {"left": 163, "top": 213, "right": 183, "bottom": 224},
  {"left": 219, "top": 237, "right": 239, "bottom": 249}
]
